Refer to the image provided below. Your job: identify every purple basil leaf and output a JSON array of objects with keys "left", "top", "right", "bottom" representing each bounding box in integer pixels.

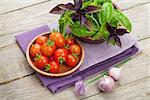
[
  {"left": 107, "top": 34, "right": 114, "bottom": 44},
  {"left": 50, "top": 3, "right": 74, "bottom": 14},
  {"left": 62, "top": 3, "right": 75, "bottom": 10},
  {"left": 106, "top": 24, "right": 116, "bottom": 35},
  {"left": 114, "top": 35, "right": 122, "bottom": 47},
  {"left": 81, "top": 15, "right": 86, "bottom": 25},
  {"left": 74, "top": 0, "right": 83, "bottom": 10},
  {"left": 50, "top": 4, "right": 66, "bottom": 14},
  {"left": 115, "top": 28, "right": 129, "bottom": 36},
  {"left": 72, "top": 13, "right": 81, "bottom": 21},
  {"left": 84, "top": 6, "right": 99, "bottom": 13}
]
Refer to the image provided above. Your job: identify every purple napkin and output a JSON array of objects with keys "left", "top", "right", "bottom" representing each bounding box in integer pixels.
[{"left": 15, "top": 24, "right": 139, "bottom": 93}]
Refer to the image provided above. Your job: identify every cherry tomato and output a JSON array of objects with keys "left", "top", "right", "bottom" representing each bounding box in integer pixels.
[
  {"left": 66, "top": 54, "right": 79, "bottom": 67},
  {"left": 69, "top": 44, "right": 81, "bottom": 55},
  {"left": 54, "top": 48, "right": 68, "bottom": 64},
  {"left": 45, "top": 61, "right": 59, "bottom": 73},
  {"left": 41, "top": 40, "right": 56, "bottom": 57},
  {"left": 30, "top": 43, "right": 41, "bottom": 57},
  {"left": 34, "top": 55, "right": 49, "bottom": 69},
  {"left": 49, "top": 56, "right": 55, "bottom": 61},
  {"left": 65, "top": 36, "right": 74, "bottom": 46},
  {"left": 49, "top": 32, "right": 65, "bottom": 48},
  {"left": 36, "top": 36, "right": 48, "bottom": 45}
]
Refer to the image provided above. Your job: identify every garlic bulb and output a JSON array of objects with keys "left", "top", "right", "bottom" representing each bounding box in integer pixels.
[
  {"left": 108, "top": 67, "right": 122, "bottom": 81},
  {"left": 98, "top": 76, "right": 115, "bottom": 92},
  {"left": 75, "top": 80, "right": 86, "bottom": 96}
]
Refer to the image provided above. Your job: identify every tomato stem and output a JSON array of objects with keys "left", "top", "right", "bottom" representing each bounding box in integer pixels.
[
  {"left": 52, "top": 29, "right": 58, "bottom": 32},
  {"left": 72, "top": 53, "right": 78, "bottom": 58},
  {"left": 45, "top": 64, "right": 51, "bottom": 72},
  {"left": 34, "top": 54, "right": 41, "bottom": 61},
  {"left": 64, "top": 44, "right": 69, "bottom": 50},
  {"left": 46, "top": 39, "right": 54, "bottom": 46},
  {"left": 58, "top": 57, "right": 65, "bottom": 65}
]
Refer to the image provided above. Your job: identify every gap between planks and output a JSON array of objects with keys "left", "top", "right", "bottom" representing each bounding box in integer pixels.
[
  {"left": 81, "top": 76, "right": 149, "bottom": 100},
  {"left": 0, "top": 0, "right": 149, "bottom": 16},
  {"left": 0, "top": 0, "right": 149, "bottom": 86},
  {"left": 0, "top": 37, "right": 149, "bottom": 85},
  {"left": 122, "top": 2, "right": 150, "bottom": 11},
  {"left": 0, "top": 0, "right": 51, "bottom": 15},
  {"left": 0, "top": 1, "right": 149, "bottom": 50}
]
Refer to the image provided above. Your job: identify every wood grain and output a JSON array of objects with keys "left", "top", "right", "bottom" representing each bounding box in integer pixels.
[
  {"left": 80, "top": 38, "right": 150, "bottom": 99},
  {"left": 0, "top": 0, "right": 49, "bottom": 15},
  {"left": 83, "top": 77, "right": 149, "bottom": 100},
  {"left": 0, "top": 38, "right": 149, "bottom": 100},
  {"left": 0, "top": 44, "right": 33, "bottom": 84},
  {"left": 0, "top": 0, "right": 149, "bottom": 85},
  {"left": 0, "top": 0, "right": 149, "bottom": 99},
  {"left": 115, "top": 0, "right": 150, "bottom": 10},
  {"left": 0, "top": 2, "right": 149, "bottom": 48}
]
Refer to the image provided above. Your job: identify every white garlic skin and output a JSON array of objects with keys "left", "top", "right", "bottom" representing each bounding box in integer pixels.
[
  {"left": 108, "top": 67, "right": 122, "bottom": 81},
  {"left": 98, "top": 76, "right": 115, "bottom": 92}
]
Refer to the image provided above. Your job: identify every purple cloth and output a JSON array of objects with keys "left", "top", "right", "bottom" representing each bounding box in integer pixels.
[{"left": 15, "top": 24, "right": 139, "bottom": 93}]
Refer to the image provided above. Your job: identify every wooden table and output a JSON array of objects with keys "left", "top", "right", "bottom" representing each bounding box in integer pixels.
[{"left": 0, "top": 0, "right": 149, "bottom": 100}]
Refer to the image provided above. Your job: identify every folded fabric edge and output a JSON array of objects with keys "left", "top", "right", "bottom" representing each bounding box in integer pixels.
[
  {"left": 48, "top": 76, "right": 82, "bottom": 93},
  {"left": 47, "top": 45, "right": 139, "bottom": 93}
]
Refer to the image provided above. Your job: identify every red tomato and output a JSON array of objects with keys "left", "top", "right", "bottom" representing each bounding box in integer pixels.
[
  {"left": 34, "top": 55, "right": 49, "bottom": 69},
  {"left": 45, "top": 61, "right": 59, "bottom": 73},
  {"left": 66, "top": 54, "right": 79, "bottom": 67},
  {"left": 30, "top": 43, "right": 41, "bottom": 57},
  {"left": 54, "top": 48, "right": 68, "bottom": 64},
  {"left": 49, "top": 32, "right": 65, "bottom": 48},
  {"left": 69, "top": 44, "right": 81, "bottom": 55},
  {"left": 65, "top": 37, "right": 74, "bottom": 46},
  {"left": 49, "top": 56, "right": 55, "bottom": 61},
  {"left": 36, "top": 36, "right": 48, "bottom": 45},
  {"left": 41, "top": 40, "right": 56, "bottom": 56}
]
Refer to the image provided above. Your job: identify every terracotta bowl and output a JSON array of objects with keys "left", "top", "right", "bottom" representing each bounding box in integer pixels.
[{"left": 26, "top": 32, "right": 85, "bottom": 77}]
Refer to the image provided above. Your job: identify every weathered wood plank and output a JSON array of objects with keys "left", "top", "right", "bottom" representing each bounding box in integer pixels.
[
  {"left": 79, "top": 38, "right": 150, "bottom": 98},
  {"left": 0, "top": 74, "right": 148, "bottom": 100},
  {"left": 0, "top": 74, "right": 75, "bottom": 100},
  {"left": 83, "top": 77, "right": 149, "bottom": 100},
  {"left": 0, "top": 0, "right": 49, "bottom": 15},
  {"left": 0, "top": 0, "right": 70, "bottom": 36},
  {"left": 0, "top": 1, "right": 149, "bottom": 84},
  {"left": 0, "top": 44, "right": 33, "bottom": 84},
  {"left": 0, "top": 2, "right": 149, "bottom": 49},
  {"left": 0, "top": 38, "right": 149, "bottom": 100},
  {"left": 115, "top": 0, "right": 150, "bottom": 10},
  {"left": 0, "top": 0, "right": 148, "bottom": 36}
]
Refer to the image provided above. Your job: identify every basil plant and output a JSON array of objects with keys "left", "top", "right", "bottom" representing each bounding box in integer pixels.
[{"left": 50, "top": 0, "right": 132, "bottom": 47}]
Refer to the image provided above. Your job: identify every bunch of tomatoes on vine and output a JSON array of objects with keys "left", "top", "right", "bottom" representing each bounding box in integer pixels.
[{"left": 29, "top": 31, "right": 81, "bottom": 73}]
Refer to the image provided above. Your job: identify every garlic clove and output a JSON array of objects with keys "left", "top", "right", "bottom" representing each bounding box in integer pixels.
[
  {"left": 108, "top": 67, "right": 122, "bottom": 81},
  {"left": 98, "top": 76, "right": 115, "bottom": 92},
  {"left": 75, "top": 80, "right": 86, "bottom": 96}
]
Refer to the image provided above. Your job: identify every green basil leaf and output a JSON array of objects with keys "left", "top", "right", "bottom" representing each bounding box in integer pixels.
[
  {"left": 100, "top": 23, "right": 110, "bottom": 40},
  {"left": 113, "top": 9, "right": 132, "bottom": 32},
  {"left": 82, "top": 1, "right": 93, "bottom": 9},
  {"left": 99, "top": 2, "right": 114, "bottom": 25},
  {"left": 86, "top": 14, "right": 100, "bottom": 31},
  {"left": 92, "top": 30, "right": 101, "bottom": 40},
  {"left": 92, "top": 23, "right": 109, "bottom": 40},
  {"left": 94, "top": 0, "right": 112, "bottom": 5},
  {"left": 70, "top": 22, "right": 96, "bottom": 37},
  {"left": 110, "top": 17, "right": 119, "bottom": 27},
  {"left": 59, "top": 11, "right": 74, "bottom": 36}
]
